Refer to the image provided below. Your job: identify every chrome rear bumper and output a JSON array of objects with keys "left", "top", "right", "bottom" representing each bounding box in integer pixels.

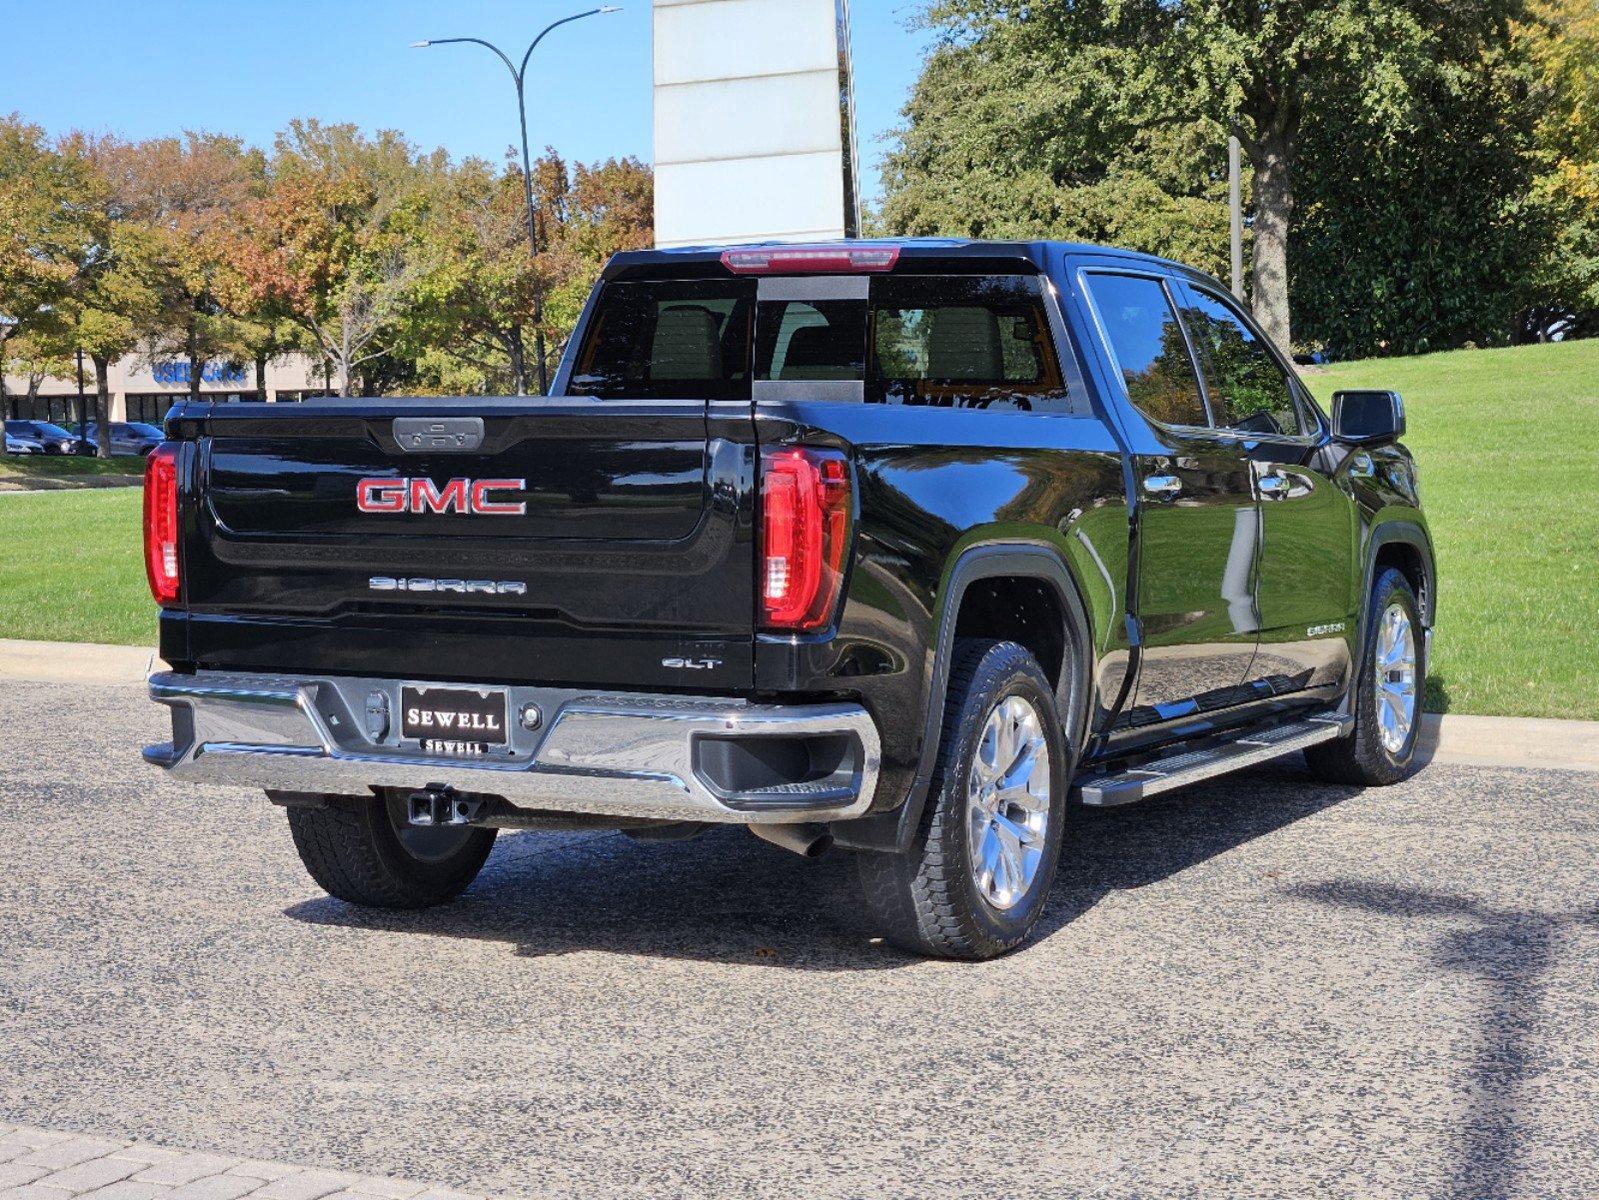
[{"left": 145, "top": 670, "right": 881, "bottom": 825}]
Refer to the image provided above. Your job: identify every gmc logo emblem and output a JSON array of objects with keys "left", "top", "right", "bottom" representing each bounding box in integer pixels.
[{"left": 356, "top": 478, "right": 527, "bottom": 516}]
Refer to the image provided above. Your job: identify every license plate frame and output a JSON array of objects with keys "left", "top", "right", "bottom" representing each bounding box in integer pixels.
[{"left": 399, "top": 685, "right": 510, "bottom": 747}]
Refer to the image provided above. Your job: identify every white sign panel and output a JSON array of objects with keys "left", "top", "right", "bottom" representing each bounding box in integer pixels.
[{"left": 653, "top": 0, "right": 861, "bottom": 248}]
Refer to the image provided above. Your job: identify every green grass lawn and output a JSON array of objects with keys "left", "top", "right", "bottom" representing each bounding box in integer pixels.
[
  {"left": 0, "top": 488, "right": 156, "bottom": 646},
  {"left": 1314, "top": 338, "right": 1599, "bottom": 720},
  {"left": 2, "top": 339, "right": 1595, "bottom": 718},
  {"left": 0, "top": 454, "right": 147, "bottom": 484}
]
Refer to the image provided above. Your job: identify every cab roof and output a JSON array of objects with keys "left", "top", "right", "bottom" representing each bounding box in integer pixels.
[{"left": 602, "top": 238, "right": 1204, "bottom": 283}]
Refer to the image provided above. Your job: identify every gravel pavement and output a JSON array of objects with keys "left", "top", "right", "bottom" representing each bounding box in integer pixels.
[{"left": 2, "top": 680, "right": 1596, "bottom": 1199}]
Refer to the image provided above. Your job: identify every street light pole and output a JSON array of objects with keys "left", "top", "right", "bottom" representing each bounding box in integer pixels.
[
  {"left": 76, "top": 348, "right": 89, "bottom": 452},
  {"left": 0, "top": 315, "right": 16, "bottom": 422},
  {"left": 414, "top": 6, "right": 621, "bottom": 397},
  {"left": 1228, "top": 132, "right": 1245, "bottom": 304}
]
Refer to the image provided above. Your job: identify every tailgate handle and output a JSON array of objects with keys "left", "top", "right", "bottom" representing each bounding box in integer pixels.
[{"left": 392, "top": 417, "right": 485, "bottom": 453}]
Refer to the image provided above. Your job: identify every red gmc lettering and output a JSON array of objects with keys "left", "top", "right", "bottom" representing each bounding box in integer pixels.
[
  {"left": 356, "top": 478, "right": 407, "bottom": 514},
  {"left": 409, "top": 478, "right": 470, "bottom": 514},
  {"left": 357, "top": 477, "right": 527, "bottom": 516},
  {"left": 470, "top": 480, "right": 528, "bottom": 516}
]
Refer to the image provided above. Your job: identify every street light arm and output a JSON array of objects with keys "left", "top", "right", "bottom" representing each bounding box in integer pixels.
[
  {"left": 519, "top": 8, "right": 620, "bottom": 79},
  {"left": 412, "top": 6, "right": 620, "bottom": 396},
  {"left": 415, "top": 36, "right": 520, "bottom": 88}
]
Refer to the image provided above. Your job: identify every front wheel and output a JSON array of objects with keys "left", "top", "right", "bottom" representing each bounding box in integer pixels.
[
  {"left": 1305, "top": 567, "right": 1425, "bottom": 786},
  {"left": 857, "top": 640, "right": 1069, "bottom": 960},
  {"left": 286, "top": 794, "right": 497, "bottom": 909}
]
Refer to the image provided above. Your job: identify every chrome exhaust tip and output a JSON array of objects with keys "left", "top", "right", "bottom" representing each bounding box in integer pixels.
[{"left": 750, "top": 823, "right": 834, "bottom": 858}]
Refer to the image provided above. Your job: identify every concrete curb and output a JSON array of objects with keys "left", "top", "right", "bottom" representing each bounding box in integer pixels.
[
  {"left": 1414, "top": 712, "right": 1599, "bottom": 774},
  {"left": 3, "top": 638, "right": 1596, "bottom": 775},
  {"left": 0, "top": 639, "right": 162, "bottom": 686},
  {"left": 0, "top": 1119, "right": 495, "bottom": 1200}
]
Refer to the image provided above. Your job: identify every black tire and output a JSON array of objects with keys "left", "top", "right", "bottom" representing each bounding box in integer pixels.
[
  {"left": 286, "top": 794, "right": 496, "bottom": 909},
  {"left": 1305, "top": 567, "right": 1426, "bottom": 786},
  {"left": 856, "top": 640, "right": 1070, "bottom": 961}
]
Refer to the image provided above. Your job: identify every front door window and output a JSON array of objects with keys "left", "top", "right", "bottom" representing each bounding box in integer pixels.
[{"left": 1178, "top": 288, "right": 1306, "bottom": 437}]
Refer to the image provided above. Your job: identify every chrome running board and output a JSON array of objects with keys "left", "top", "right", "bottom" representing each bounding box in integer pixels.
[{"left": 1074, "top": 715, "right": 1353, "bottom": 807}]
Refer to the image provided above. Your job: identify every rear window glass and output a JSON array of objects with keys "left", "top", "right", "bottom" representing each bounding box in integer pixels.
[
  {"left": 569, "top": 280, "right": 754, "bottom": 400},
  {"left": 758, "top": 300, "right": 870, "bottom": 382},
  {"left": 570, "top": 273, "right": 1078, "bottom": 412}
]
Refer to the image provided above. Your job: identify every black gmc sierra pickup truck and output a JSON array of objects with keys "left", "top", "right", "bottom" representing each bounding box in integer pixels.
[{"left": 143, "top": 239, "right": 1434, "bottom": 960}]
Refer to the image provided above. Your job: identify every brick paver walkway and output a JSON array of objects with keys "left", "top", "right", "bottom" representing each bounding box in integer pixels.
[{"left": 0, "top": 1123, "right": 490, "bottom": 1200}]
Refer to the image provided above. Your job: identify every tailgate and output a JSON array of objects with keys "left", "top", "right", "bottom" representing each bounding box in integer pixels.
[{"left": 177, "top": 398, "right": 756, "bottom": 690}]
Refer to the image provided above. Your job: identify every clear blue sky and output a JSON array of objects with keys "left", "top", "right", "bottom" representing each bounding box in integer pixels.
[{"left": 0, "top": 1, "right": 931, "bottom": 204}]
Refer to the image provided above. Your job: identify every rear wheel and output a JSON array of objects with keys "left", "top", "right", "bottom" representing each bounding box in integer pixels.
[
  {"left": 1306, "top": 567, "right": 1425, "bottom": 786},
  {"left": 286, "top": 794, "right": 496, "bottom": 909},
  {"left": 857, "top": 640, "right": 1069, "bottom": 960}
]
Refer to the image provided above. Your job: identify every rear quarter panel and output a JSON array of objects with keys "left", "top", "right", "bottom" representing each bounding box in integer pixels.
[{"left": 753, "top": 401, "right": 1131, "bottom": 806}]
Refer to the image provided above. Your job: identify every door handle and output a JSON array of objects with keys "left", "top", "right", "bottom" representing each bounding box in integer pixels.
[
  {"left": 1258, "top": 473, "right": 1292, "bottom": 499},
  {"left": 1142, "top": 474, "right": 1183, "bottom": 499}
]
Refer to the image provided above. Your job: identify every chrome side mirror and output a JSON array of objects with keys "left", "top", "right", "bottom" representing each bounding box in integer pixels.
[{"left": 1332, "top": 390, "right": 1405, "bottom": 445}]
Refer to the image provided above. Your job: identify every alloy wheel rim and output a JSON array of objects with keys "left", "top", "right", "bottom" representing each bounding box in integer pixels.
[
  {"left": 1375, "top": 601, "right": 1419, "bottom": 755},
  {"left": 966, "top": 695, "right": 1052, "bottom": 912}
]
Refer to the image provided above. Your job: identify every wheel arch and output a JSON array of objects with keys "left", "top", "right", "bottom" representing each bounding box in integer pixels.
[
  {"left": 833, "top": 542, "right": 1096, "bottom": 854},
  {"left": 1362, "top": 518, "right": 1439, "bottom": 630},
  {"left": 1347, "top": 519, "right": 1436, "bottom": 718},
  {"left": 1367, "top": 520, "right": 1435, "bottom": 629}
]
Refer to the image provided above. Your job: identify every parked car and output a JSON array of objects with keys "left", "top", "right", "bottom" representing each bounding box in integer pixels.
[
  {"left": 141, "top": 239, "right": 1434, "bottom": 960},
  {"left": 4, "top": 420, "right": 80, "bottom": 455},
  {"left": 66, "top": 421, "right": 163, "bottom": 456}
]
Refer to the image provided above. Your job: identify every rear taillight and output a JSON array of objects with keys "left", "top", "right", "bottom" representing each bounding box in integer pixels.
[
  {"left": 760, "top": 447, "right": 851, "bottom": 631},
  {"left": 143, "top": 443, "right": 181, "bottom": 606}
]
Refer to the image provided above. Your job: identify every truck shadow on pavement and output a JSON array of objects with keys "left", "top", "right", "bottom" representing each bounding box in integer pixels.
[
  {"left": 1288, "top": 878, "right": 1599, "bottom": 1200},
  {"left": 286, "top": 759, "right": 1362, "bottom": 970},
  {"left": 1035, "top": 760, "right": 1365, "bottom": 943}
]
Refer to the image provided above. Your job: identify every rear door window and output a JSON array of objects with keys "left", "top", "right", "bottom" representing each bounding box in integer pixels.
[
  {"left": 1083, "top": 273, "right": 1209, "bottom": 428},
  {"left": 569, "top": 279, "right": 754, "bottom": 400}
]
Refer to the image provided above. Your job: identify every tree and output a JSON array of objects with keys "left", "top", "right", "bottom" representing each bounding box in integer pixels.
[
  {"left": 228, "top": 120, "right": 440, "bottom": 397},
  {"left": 6, "top": 112, "right": 654, "bottom": 407},
  {"left": 879, "top": 20, "right": 1235, "bottom": 279},
  {"left": 1291, "top": 43, "right": 1545, "bottom": 357},
  {"left": 111, "top": 133, "right": 261, "bottom": 400},
  {"left": 39, "top": 132, "right": 164, "bottom": 456},
  {"left": 0, "top": 115, "right": 99, "bottom": 374},
  {"left": 408, "top": 152, "right": 652, "bottom": 395},
  {"left": 885, "top": 0, "right": 1528, "bottom": 352},
  {"left": 0, "top": 331, "right": 75, "bottom": 404},
  {"left": 210, "top": 168, "right": 316, "bottom": 400},
  {"left": 545, "top": 154, "right": 653, "bottom": 362},
  {"left": 1518, "top": 0, "right": 1599, "bottom": 339},
  {"left": 409, "top": 158, "right": 542, "bottom": 394}
]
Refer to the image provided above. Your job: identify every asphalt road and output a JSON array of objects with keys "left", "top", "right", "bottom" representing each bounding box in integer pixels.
[{"left": 2, "top": 680, "right": 1596, "bottom": 1200}]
